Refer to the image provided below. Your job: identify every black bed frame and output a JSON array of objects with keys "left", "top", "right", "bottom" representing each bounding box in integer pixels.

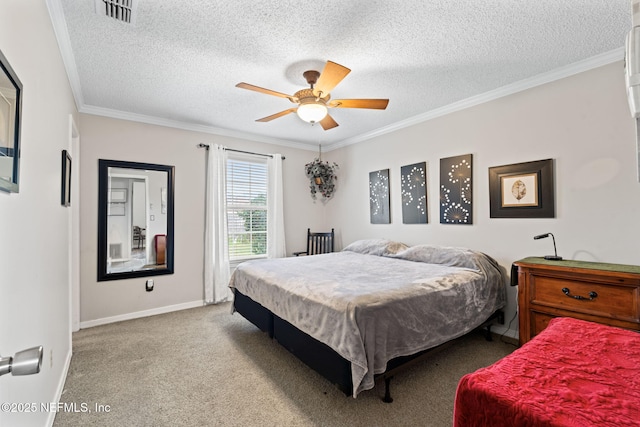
[{"left": 234, "top": 290, "right": 504, "bottom": 402}]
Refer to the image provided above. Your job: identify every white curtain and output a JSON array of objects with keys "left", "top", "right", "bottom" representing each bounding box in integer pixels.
[
  {"left": 204, "top": 144, "right": 232, "bottom": 304},
  {"left": 267, "top": 153, "right": 287, "bottom": 258}
]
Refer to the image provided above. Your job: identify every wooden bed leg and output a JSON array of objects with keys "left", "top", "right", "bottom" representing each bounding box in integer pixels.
[{"left": 382, "top": 376, "right": 394, "bottom": 403}]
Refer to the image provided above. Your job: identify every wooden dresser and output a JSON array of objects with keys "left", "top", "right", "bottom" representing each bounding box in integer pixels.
[
  {"left": 514, "top": 257, "right": 640, "bottom": 345},
  {"left": 154, "top": 234, "right": 167, "bottom": 265}
]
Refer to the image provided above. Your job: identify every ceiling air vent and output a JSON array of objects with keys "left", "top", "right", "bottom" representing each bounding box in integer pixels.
[{"left": 95, "top": 0, "right": 137, "bottom": 24}]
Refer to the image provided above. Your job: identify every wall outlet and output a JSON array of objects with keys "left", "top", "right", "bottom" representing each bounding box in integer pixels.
[{"left": 146, "top": 279, "right": 154, "bottom": 292}]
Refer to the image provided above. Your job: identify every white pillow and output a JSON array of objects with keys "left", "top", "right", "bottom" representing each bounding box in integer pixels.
[
  {"left": 390, "top": 244, "right": 482, "bottom": 269},
  {"left": 342, "top": 239, "right": 409, "bottom": 256}
]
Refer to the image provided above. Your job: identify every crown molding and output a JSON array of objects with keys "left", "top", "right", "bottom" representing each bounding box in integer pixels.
[
  {"left": 47, "top": 0, "right": 624, "bottom": 155},
  {"left": 46, "top": 0, "right": 84, "bottom": 110},
  {"left": 78, "top": 104, "right": 317, "bottom": 151},
  {"left": 325, "top": 47, "right": 625, "bottom": 151}
]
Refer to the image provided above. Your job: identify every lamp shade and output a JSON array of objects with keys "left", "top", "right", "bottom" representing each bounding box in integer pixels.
[{"left": 297, "top": 102, "right": 328, "bottom": 123}]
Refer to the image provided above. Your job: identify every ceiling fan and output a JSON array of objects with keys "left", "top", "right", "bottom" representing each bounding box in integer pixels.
[{"left": 236, "top": 60, "right": 389, "bottom": 130}]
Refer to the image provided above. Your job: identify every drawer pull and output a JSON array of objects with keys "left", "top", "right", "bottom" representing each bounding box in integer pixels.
[{"left": 561, "top": 287, "right": 598, "bottom": 301}]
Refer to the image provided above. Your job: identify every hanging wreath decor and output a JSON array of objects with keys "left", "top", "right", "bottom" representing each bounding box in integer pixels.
[{"left": 305, "top": 157, "right": 339, "bottom": 200}]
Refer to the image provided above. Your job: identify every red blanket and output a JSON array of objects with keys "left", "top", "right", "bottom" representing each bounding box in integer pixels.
[{"left": 454, "top": 317, "right": 640, "bottom": 427}]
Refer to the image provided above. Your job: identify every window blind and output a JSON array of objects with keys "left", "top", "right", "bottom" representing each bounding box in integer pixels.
[{"left": 226, "top": 156, "right": 268, "bottom": 260}]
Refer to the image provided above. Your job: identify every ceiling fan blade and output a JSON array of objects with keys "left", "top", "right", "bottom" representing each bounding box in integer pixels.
[
  {"left": 328, "top": 99, "right": 389, "bottom": 110},
  {"left": 236, "top": 82, "right": 295, "bottom": 102},
  {"left": 313, "top": 61, "right": 351, "bottom": 97},
  {"left": 255, "top": 108, "right": 297, "bottom": 122},
  {"left": 319, "top": 114, "right": 339, "bottom": 130}
]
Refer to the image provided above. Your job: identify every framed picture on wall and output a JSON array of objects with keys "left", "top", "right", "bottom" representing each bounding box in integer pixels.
[
  {"left": 0, "top": 49, "right": 23, "bottom": 193},
  {"left": 61, "top": 150, "right": 72, "bottom": 207},
  {"left": 489, "top": 159, "right": 555, "bottom": 218}
]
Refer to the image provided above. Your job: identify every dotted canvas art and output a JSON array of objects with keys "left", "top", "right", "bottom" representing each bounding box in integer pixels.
[
  {"left": 401, "top": 162, "right": 427, "bottom": 224},
  {"left": 440, "top": 154, "right": 472, "bottom": 225},
  {"left": 369, "top": 169, "right": 390, "bottom": 224}
]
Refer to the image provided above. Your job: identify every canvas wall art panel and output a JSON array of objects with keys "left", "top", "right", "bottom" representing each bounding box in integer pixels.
[
  {"left": 440, "top": 154, "right": 472, "bottom": 224},
  {"left": 401, "top": 162, "right": 427, "bottom": 224},
  {"left": 369, "top": 169, "right": 390, "bottom": 224}
]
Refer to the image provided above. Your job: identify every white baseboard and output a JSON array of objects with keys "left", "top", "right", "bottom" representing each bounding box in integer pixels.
[
  {"left": 46, "top": 348, "right": 73, "bottom": 427},
  {"left": 490, "top": 324, "right": 519, "bottom": 341},
  {"left": 79, "top": 300, "right": 205, "bottom": 329}
]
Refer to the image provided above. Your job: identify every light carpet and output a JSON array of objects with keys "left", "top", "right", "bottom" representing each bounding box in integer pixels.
[{"left": 53, "top": 303, "right": 515, "bottom": 427}]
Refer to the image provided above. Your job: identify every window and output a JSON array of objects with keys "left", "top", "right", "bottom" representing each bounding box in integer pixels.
[{"left": 226, "top": 155, "right": 268, "bottom": 261}]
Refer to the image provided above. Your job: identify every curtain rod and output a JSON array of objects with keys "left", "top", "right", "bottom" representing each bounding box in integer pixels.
[{"left": 197, "top": 143, "right": 285, "bottom": 160}]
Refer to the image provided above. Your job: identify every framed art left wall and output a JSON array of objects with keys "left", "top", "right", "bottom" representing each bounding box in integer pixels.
[
  {"left": 61, "top": 150, "right": 72, "bottom": 206},
  {"left": 0, "top": 49, "right": 23, "bottom": 193}
]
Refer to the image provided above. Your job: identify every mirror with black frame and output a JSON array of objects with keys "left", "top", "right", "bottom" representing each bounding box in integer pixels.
[
  {"left": 98, "top": 159, "right": 174, "bottom": 281},
  {"left": 0, "top": 49, "right": 23, "bottom": 193}
]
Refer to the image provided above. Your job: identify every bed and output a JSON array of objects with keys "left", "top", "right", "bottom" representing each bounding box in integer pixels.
[
  {"left": 453, "top": 317, "right": 640, "bottom": 427},
  {"left": 229, "top": 239, "right": 506, "bottom": 398}
]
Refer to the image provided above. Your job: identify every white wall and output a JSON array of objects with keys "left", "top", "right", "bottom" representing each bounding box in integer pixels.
[
  {"left": 326, "top": 61, "right": 638, "bottom": 337},
  {"left": 0, "top": 1, "right": 78, "bottom": 426},
  {"left": 78, "top": 114, "right": 325, "bottom": 325},
  {"left": 78, "top": 61, "right": 637, "bottom": 340},
  {"left": 0, "top": 4, "right": 631, "bottom": 425}
]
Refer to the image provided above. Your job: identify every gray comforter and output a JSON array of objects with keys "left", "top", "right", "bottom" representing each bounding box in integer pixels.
[{"left": 229, "top": 240, "right": 506, "bottom": 397}]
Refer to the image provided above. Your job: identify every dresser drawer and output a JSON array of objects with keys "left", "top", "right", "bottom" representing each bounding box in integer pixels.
[
  {"left": 530, "top": 275, "right": 639, "bottom": 320},
  {"left": 531, "top": 311, "right": 554, "bottom": 337},
  {"left": 516, "top": 258, "right": 640, "bottom": 345}
]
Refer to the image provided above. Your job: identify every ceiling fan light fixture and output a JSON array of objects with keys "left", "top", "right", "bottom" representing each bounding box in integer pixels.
[
  {"left": 236, "top": 61, "right": 386, "bottom": 130},
  {"left": 296, "top": 101, "right": 328, "bottom": 124}
]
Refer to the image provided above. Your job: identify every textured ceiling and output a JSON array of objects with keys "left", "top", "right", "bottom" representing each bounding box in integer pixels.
[{"left": 51, "top": 0, "right": 630, "bottom": 150}]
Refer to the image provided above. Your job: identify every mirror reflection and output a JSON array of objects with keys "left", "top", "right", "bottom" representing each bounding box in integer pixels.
[
  {"left": 0, "top": 49, "right": 22, "bottom": 193},
  {"left": 98, "top": 160, "right": 174, "bottom": 281}
]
